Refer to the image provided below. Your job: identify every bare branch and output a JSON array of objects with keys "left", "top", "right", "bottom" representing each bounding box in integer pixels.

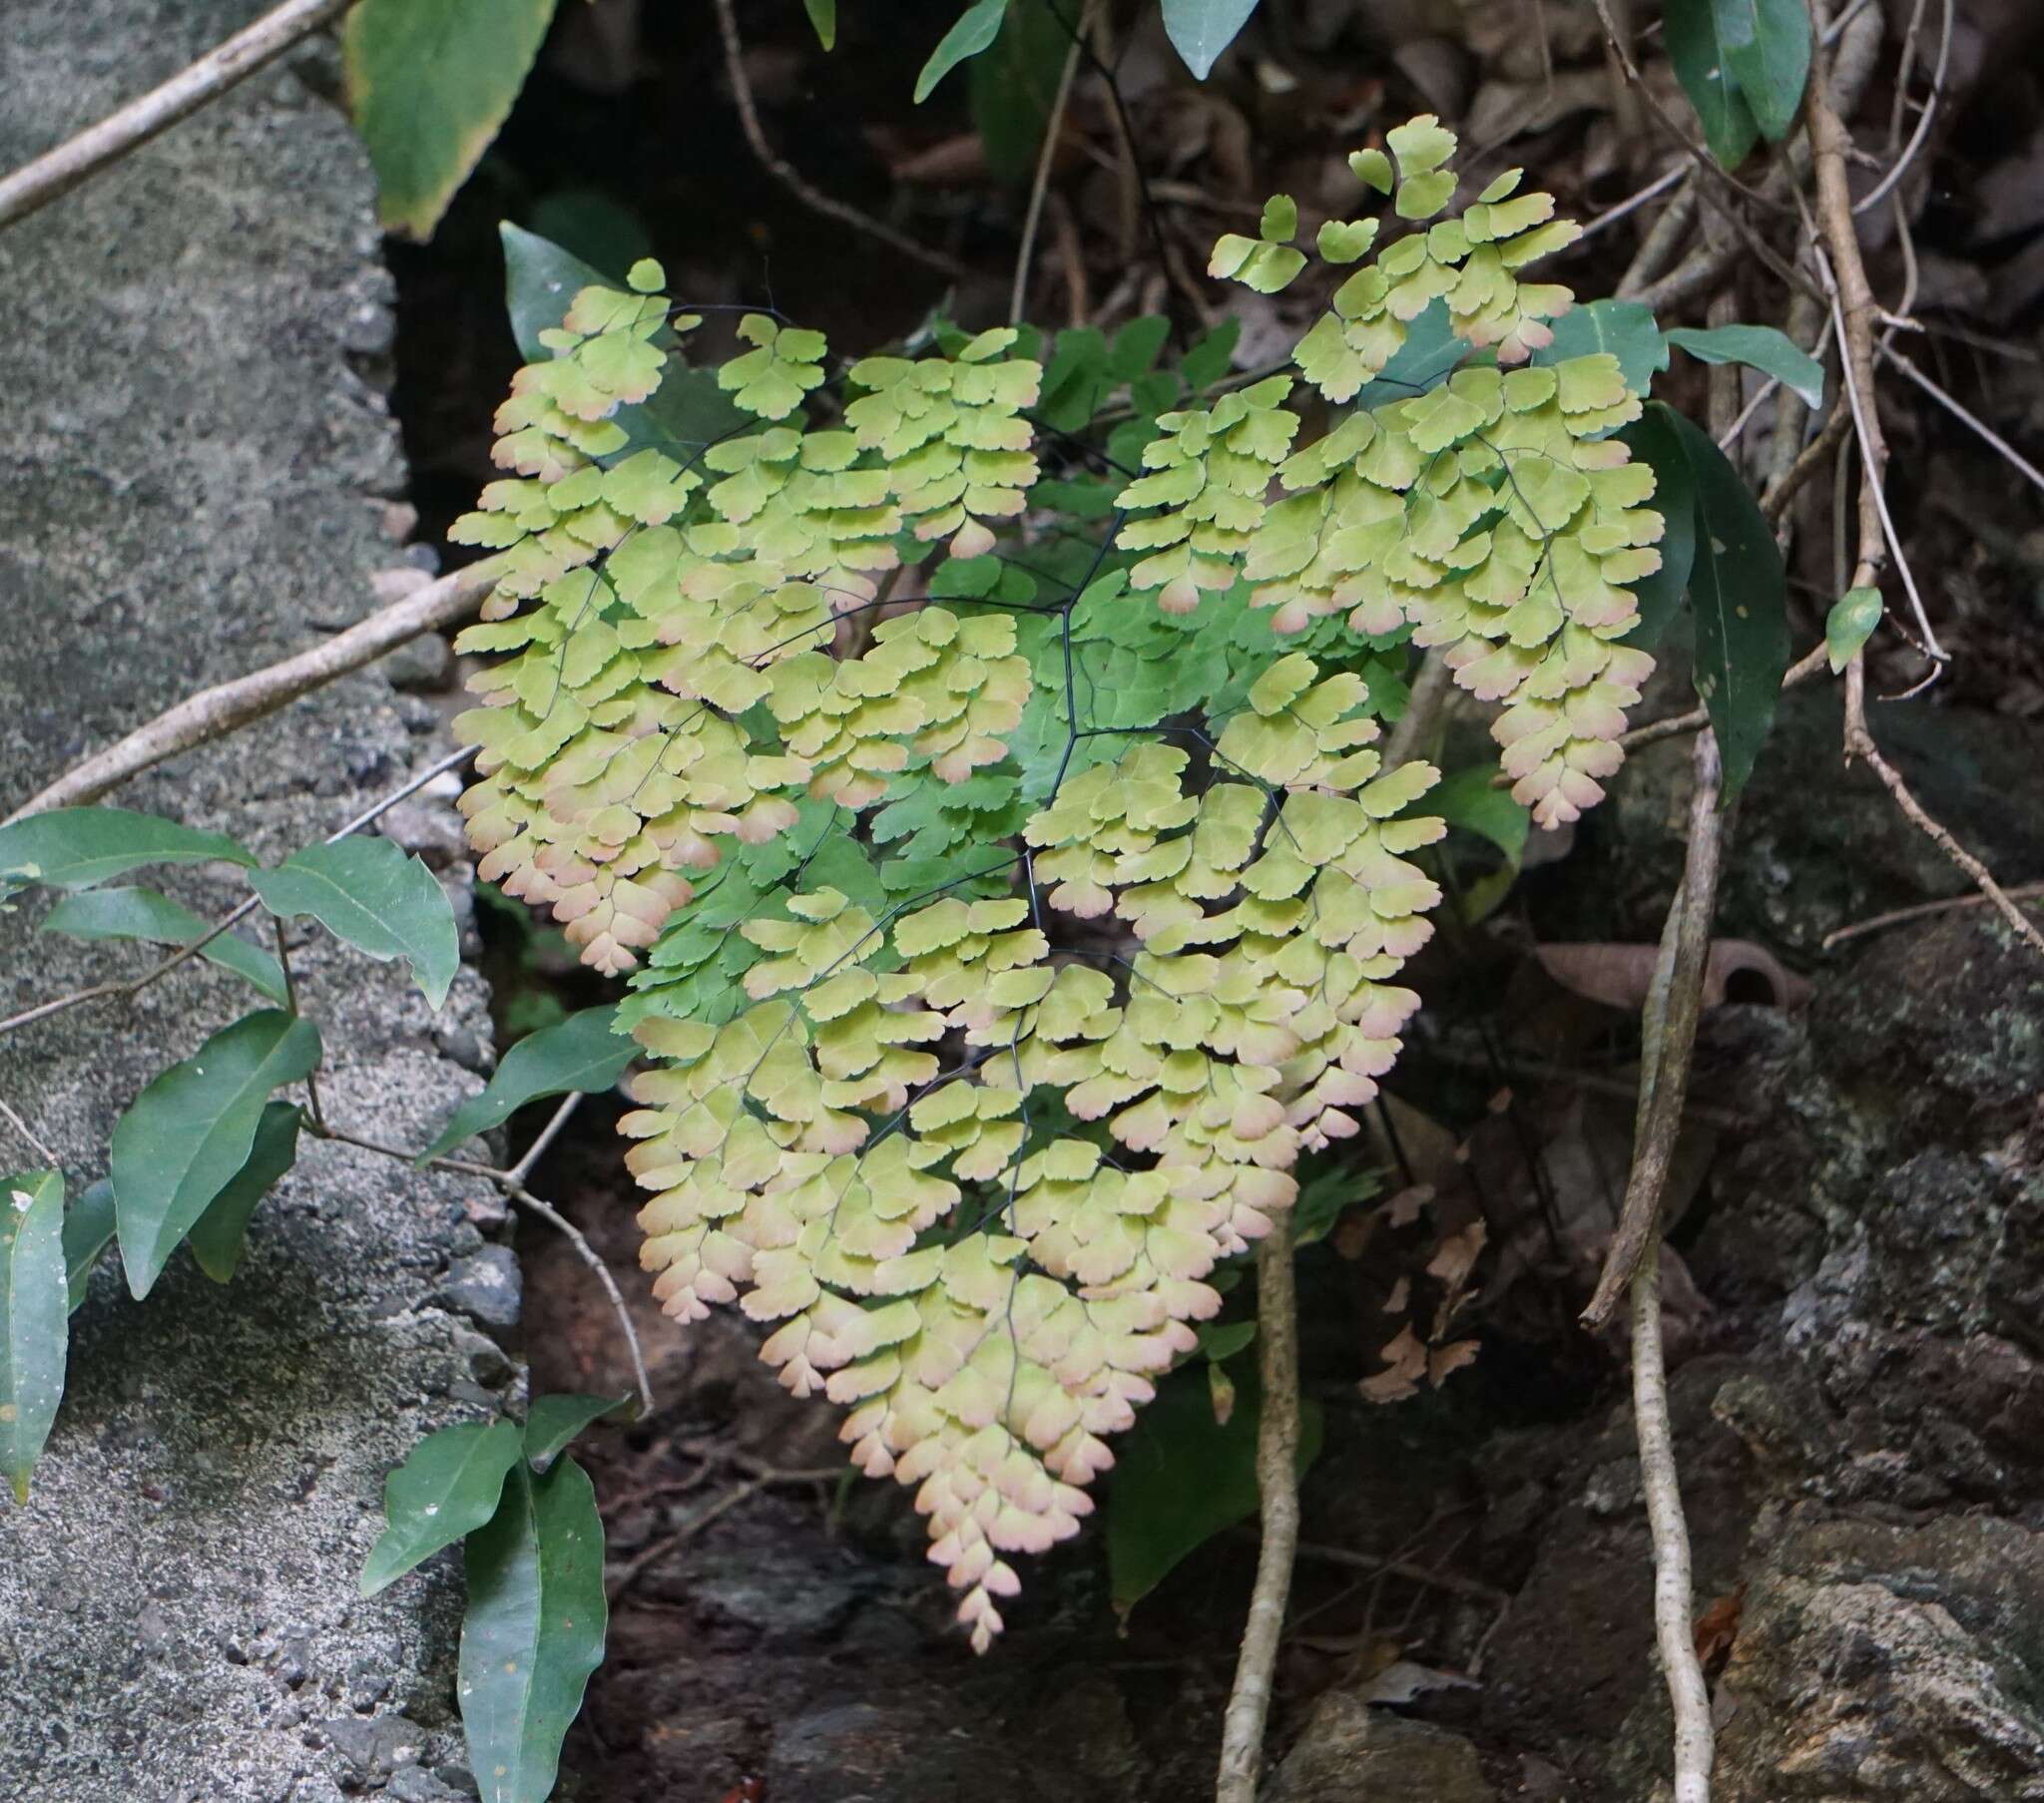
[
  {"left": 0, "top": 0, "right": 355, "bottom": 233},
  {"left": 7, "top": 558, "right": 504, "bottom": 823},
  {"left": 1216, "top": 1223, "right": 1300, "bottom": 1803},
  {"left": 1584, "top": 730, "right": 1728, "bottom": 1329},
  {"left": 1011, "top": 0, "right": 1096, "bottom": 325},
  {"left": 711, "top": 0, "right": 968, "bottom": 281}
]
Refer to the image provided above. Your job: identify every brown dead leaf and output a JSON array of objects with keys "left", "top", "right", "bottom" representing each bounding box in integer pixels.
[
  {"left": 1383, "top": 1274, "right": 1410, "bottom": 1315},
  {"left": 1384, "top": 1182, "right": 1433, "bottom": 1229},
  {"left": 1360, "top": 1324, "right": 1427, "bottom": 1404},
  {"left": 1428, "top": 1340, "right": 1481, "bottom": 1386},
  {"left": 1694, "top": 1583, "right": 1747, "bottom": 1675},
  {"left": 1426, "top": 1220, "right": 1487, "bottom": 1294},
  {"left": 1536, "top": 939, "right": 1810, "bottom": 1012}
]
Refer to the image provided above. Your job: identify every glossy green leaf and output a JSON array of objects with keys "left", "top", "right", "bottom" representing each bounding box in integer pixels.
[
  {"left": 1826, "top": 586, "right": 1883, "bottom": 673},
  {"left": 1666, "top": 324, "right": 1823, "bottom": 408},
  {"left": 40, "top": 886, "right": 286, "bottom": 1003},
  {"left": 524, "top": 1395, "right": 630, "bottom": 1473},
  {"left": 1652, "top": 402, "right": 1789, "bottom": 797},
  {"left": 1038, "top": 327, "right": 1112, "bottom": 432},
  {"left": 1665, "top": 0, "right": 1762, "bottom": 168},
  {"left": 1536, "top": 299, "right": 1670, "bottom": 398},
  {"left": 1354, "top": 299, "right": 1466, "bottom": 409},
  {"left": 0, "top": 807, "right": 254, "bottom": 892},
  {"left": 343, "top": 0, "right": 559, "bottom": 239},
  {"left": 62, "top": 1179, "right": 117, "bottom": 1314},
  {"left": 915, "top": 0, "right": 1008, "bottom": 103},
  {"left": 501, "top": 223, "right": 618, "bottom": 364},
  {"left": 419, "top": 1007, "right": 632, "bottom": 1164},
  {"left": 361, "top": 1419, "right": 524, "bottom": 1596},
  {"left": 1713, "top": 0, "right": 1810, "bottom": 142},
  {"left": 460, "top": 1458, "right": 608, "bottom": 1803},
  {"left": 1, "top": 1170, "right": 66, "bottom": 1504},
  {"left": 1197, "top": 1320, "right": 1257, "bottom": 1363},
  {"left": 803, "top": 0, "right": 837, "bottom": 50},
  {"left": 186, "top": 1102, "right": 300, "bottom": 1283},
  {"left": 113, "top": 1011, "right": 322, "bottom": 1300},
  {"left": 1617, "top": 406, "right": 1700, "bottom": 649},
  {"left": 250, "top": 838, "right": 458, "bottom": 1010},
  {"left": 1163, "top": 0, "right": 1261, "bottom": 79},
  {"left": 1106, "top": 1360, "right": 1321, "bottom": 1619}
]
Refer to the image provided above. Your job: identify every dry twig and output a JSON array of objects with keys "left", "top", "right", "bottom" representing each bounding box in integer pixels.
[
  {"left": 711, "top": 0, "right": 967, "bottom": 281},
  {"left": 0, "top": 0, "right": 354, "bottom": 232},
  {"left": 1216, "top": 1223, "right": 1300, "bottom": 1803},
  {"left": 8, "top": 558, "right": 504, "bottom": 823},
  {"left": 1822, "top": 880, "right": 2044, "bottom": 952},
  {"left": 1011, "top": 0, "right": 1097, "bottom": 324}
]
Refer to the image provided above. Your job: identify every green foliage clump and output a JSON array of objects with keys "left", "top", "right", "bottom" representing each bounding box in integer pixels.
[{"left": 448, "top": 116, "right": 1667, "bottom": 1647}]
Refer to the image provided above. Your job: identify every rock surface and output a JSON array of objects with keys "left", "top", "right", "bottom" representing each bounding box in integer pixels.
[{"left": 0, "top": 8, "right": 509, "bottom": 1800}]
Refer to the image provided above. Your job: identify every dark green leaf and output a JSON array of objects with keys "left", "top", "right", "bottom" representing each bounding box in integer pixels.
[
  {"left": 1, "top": 1169, "right": 67, "bottom": 1504},
  {"left": 361, "top": 1419, "right": 524, "bottom": 1596},
  {"left": 1537, "top": 299, "right": 1670, "bottom": 398},
  {"left": 1106, "top": 1360, "right": 1322, "bottom": 1618},
  {"left": 915, "top": 0, "right": 1009, "bottom": 103},
  {"left": 187, "top": 1102, "right": 300, "bottom": 1283},
  {"left": 40, "top": 886, "right": 286, "bottom": 1002},
  {"left": 1039, "top": 327, "right": 1112, "bottom": 432},
  {"left": 113, "top": 1011, "right": 322, "bottom": 1299},
  {"left": 1665, "top": 324, "right": 1823, "bottom": 408},
  {"left": 1826, "top": 586, "right": 1883, "bottom": 673},
  {"left": 1616, "top": 407, "right": 1700, "bottom": 649},
  {"left": 1291, "top": 1163, "right": 1382, "bottom": 1246},
  {"left": 1179, "top": 318, "right": 1241, "bottom": 391},
  {"left": 1163, "top": 0, "right": 1261, "bottom": 79},
  {"left": 63, "top": 1179, "right": 117, "bottom": 1314},
  {"left": 1665, "top": 0, "right": 1762, "bottom": 168},
  {"left": 420, "top": 1007, "right": 634, "bottom": 1163},
  {"left": 1109, "top": 316, "right": 1171, "bottom": 381},
  {"left": 250, "top": 837, "right": 458, "bottom": 1010},
  {"left": 0, "top": 807, "right": 254, "bottom": 892},
  {"left": 460, "top": 1458, "right": 608, "bottom": 1803},
  {"left": 1428, "top": 766, "right": 1530, "bottom": 866},
  {"left": 969, "top": 0, "right": 1067, "bottom": 184},
  {"left": 343, "top": 0, "right": 560, "bottom": 239},
  {"left": 1652, "top": 402, "right": 1790, "bottom": 796},
  {"left": 1713, "top": 0, "right": 1810, "bottom": 142},
  {"left": 1197, "top": 1320, "right": 1257, "bottom": 1363},
  {"left": 524, "top": 1395, "right": 630, "bottom": 1473},
  {"left": 803, "top": 0, "right": 836, "bottom": 51}
]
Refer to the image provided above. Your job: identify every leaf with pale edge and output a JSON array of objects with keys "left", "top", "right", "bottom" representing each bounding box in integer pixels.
[
  {"left": 524, "top": 1395, "right": 630, "bottom": 1474},
  {"left": 1666, "top": 324, "right": 1823, "bottom": 408},
  {"left": 1106, "top": 1360, "right": 1321, "bottom": 1618},
  {"left": 40, "top": 887, "right": 286, "bottom": 1002},
  {"left": 187, "top": 1102, "right": 301, "bottom": 1283},
  {"left": 915, "top": 0, "right": 1008, "bottom": 103},
  {"left": 113, "top": 1011, "right": 322, "bottom": 1299},
  {"left": 343, "top": 0, "right": 559, "bottom": 239},
  {"left": 1652, "top": 402, "right": 1789, "bottom": 796},
  {"left": 1163, "top": 0, "right": 1262, "bottom": 79},
  {"left": 1, "top": 1170, "right": 66, "bottom": 1504},
  {"left": 460, "top": 1458, "right": 607, "bottom": 1803},
  {"left": 250, "top": 838, "right": 459, "bottom": 1010},
  {"left": 420, "top": 1008, "right": 633, "bottom": 1163},
  {"left": 361, "top": 1419, "right": 523, "bottom": 1596},
  {"left": 0, "top": 807, "right": 254, "bottom": 892},
  {"left": 63, "top": 1179, "right": 117, "bottom": 1313}
]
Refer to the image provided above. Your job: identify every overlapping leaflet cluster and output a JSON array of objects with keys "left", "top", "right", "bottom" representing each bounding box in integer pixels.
[
  {"left": 1149, "top": 113, "right": 1663, "bottom": 827},
  {"left": 447, "top": 114, "right": 1663, "bottom": 1647}
]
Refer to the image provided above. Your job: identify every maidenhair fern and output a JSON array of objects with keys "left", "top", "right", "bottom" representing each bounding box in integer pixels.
[{"left": 450, "top": 117, "right": 1663, "bottom": 1649}]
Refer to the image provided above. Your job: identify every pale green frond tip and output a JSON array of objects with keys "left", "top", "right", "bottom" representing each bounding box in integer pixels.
[
  {"left": 1258, "top": 195, "right": 1298, "bottom": 243},
  {"left": 1826, "top": 587, "right": 1883, "bottom": 673},
  {"left": 1348, "top": 148, "right": 1393, "bottom": 194},
  {"left": 626, "top": 258, "right": 666, "bottom": 294},
  {"left": 1316, "top": 219, "right": 1378, "bottom": 264}
]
